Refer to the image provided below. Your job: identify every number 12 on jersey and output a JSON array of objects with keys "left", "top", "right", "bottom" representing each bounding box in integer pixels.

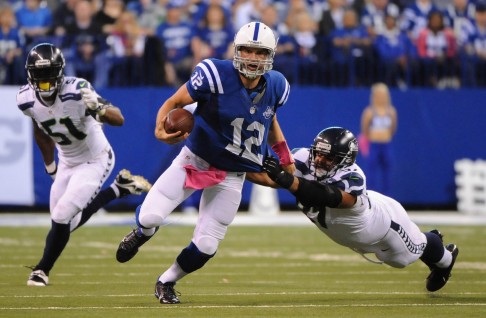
[{"left": 225, "top": 118, "right": 265, "bottom": 165}]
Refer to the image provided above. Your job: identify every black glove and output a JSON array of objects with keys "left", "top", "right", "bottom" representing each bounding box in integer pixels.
[{"left": 262, "top": 156, "right": 294, "bottom": 189}]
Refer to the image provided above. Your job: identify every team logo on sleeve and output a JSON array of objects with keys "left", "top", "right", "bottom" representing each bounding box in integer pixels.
[
  {"left": 76, "top": 81, "right": 89, "bottom": 89},
  {"left": 191, "top": 70, "right": 204, "bottom": 90},
  {"left": 263, "top": 106, "right": 275, "bottom": 119}
]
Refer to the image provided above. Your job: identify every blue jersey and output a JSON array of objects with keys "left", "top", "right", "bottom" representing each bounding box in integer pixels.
[
  {"left": 185, "top": 58, "right": 290, "bottom": 172},
  {"left": 155, "top": 21, "right": 194, "bottom": 63}
]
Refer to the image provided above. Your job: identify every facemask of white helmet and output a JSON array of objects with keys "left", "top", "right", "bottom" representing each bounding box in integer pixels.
[{"left": 233, "top": 22, "right": 278, "bottom": 79}]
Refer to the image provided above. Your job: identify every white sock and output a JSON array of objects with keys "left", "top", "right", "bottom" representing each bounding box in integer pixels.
[
  {"left": 435, "top": 247, "right": 453, "bottom": 268},
  {"left": 110, "top": 184, "right": 120, "bottom": 197},
  {"left": 159, "top": 262, "right": 187, "bottom": 283}
]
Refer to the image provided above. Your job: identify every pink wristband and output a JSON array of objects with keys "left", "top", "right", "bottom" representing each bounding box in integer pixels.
[{"left": 271, "top": 140, "right": 295, "bottom": 166}]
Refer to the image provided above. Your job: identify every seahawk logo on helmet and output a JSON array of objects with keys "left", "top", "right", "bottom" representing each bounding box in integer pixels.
[{"left": 233, "top": 22, "right": 278, "bottom": 79}]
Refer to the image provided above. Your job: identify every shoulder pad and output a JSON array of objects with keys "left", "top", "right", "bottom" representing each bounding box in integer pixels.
[
  {"left": 16, "top": 85, "right": 35, "bottom": 111},
  {"left": 63, "top": 77, "right": 93, "bottom": 93},
  {"left": 190, "top": 59, "right": 232, "bottom": 94}
]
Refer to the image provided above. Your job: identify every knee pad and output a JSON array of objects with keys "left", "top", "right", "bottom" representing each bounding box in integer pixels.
[
  {"left": 194, "top": 235, "right": 219, "bottom": 255},
  {"left": 136, "top": 205, "right": 164, "bottom": 229},
  {"left": 52, "top": 201, "right": 80, "bottom": 224},
  {"left": 176, "top": 241, "right": 215, "bottom": 273}
]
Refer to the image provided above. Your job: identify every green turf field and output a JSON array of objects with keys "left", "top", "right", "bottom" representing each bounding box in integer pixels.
[{"left": 1, "top": 224, "right": 485, "bottom": 317}]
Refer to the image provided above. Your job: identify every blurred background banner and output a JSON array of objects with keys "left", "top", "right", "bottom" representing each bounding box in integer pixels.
[{"left": 0, "top": 86, "right": 34, "bottom": 205}]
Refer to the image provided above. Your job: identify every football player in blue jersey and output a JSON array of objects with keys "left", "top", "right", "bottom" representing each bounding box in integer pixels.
[
  {"left": 262, "top": 126, "right": 459, "bottom": 292},
  {"left": 18, "top": 43, "right": 152, "bottom": 286},
  {"left": 116, "top": 22, "right": 295, "bottom": 304}
]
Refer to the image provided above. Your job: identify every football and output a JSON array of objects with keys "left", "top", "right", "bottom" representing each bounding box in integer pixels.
[{"left": 164, "top": 108, "right": 195, "bottom": 134}]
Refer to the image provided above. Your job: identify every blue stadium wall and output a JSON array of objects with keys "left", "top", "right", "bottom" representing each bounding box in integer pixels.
[{"left": 31, "top": 87, "right": 486, "bottom": 210}]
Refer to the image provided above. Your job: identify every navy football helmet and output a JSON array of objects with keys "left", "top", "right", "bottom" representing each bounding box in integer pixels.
[
  {"left": 25, "top": 43, "right": 65, "bottom": 97},
  {"left": 309, "top": 127, "right": 358, "bottom": 179}
]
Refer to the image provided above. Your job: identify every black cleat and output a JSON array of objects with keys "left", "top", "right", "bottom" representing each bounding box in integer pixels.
[
  {"left": 155, "top": 281, "right": 181, "bottom": 304},
  {"left": 27, "top": 269, "right": 49, "bottom": 286},
  {"left": 116, "top": 229, "right": 153, "bottom": 263},
  {"left": 426, "top": 243, "right": 459, "bottom": 292},
  {"left": 114, "top": 169, "right": 152, "bottom": 197},
  {"left": 430, "top": 229, "right": 443, "bottom": 241}
]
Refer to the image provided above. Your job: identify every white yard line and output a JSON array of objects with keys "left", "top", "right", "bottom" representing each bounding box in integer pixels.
[{"left": 1, "top": 211, "right": 486, "bottom": 227}]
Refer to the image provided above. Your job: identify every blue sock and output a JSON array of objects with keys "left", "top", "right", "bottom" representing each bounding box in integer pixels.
[{"left": 176, "top": 242, "right": 214, "bottom": 273}]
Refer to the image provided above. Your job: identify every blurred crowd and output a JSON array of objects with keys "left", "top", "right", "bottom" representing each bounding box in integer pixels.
[{"left": 1, "top": 0, "right": 486, "bottom": 89}]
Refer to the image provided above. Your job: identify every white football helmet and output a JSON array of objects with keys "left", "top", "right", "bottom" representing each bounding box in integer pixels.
[{"left": 233, "top": 22, "right": 278, "bottom": 79}]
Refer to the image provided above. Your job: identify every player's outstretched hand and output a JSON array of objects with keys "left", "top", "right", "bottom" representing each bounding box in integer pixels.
[
  {"left": 262, "top": 156, "right": 294, "bottom": 189},
  {"left": 80, "top": 88, "right": 101, "bottom": 112},
  {"left": 155, "top": 115, "right": 188, "bottom": 145}
]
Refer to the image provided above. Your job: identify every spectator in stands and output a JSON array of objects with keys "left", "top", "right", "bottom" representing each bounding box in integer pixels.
[
  {"left": 64, "top": 0, "right": 103, "bottom": 48},
  {"left": 155, "top": 2, "right": 194, "bottom": 86},
  {"left": 443, "top": 0, "right": 476, "bottom": 47},
  {"left": 191, "top": 3, "right": 233, "bottom": 67},
  {"left": 51, "top": 0, "right": 79, "bottom": 38},
  {"left": 329, "top": 8, "right": 373, "bottom": 86},
  {"left": 64, "top": 35, "right": 95, "bottom": 81},
  {"left": 260, "top": 3, "right": 296, "bottom": 83},
  {"left": 318, "top": 0, "right": 346, "bottom": 37},
  {"left": 360, "top": 82, "right": 398, "bottom": 196},
  {"left": 390, "top": 0, "right": 414, "bottom": 13},
  {"left": 106, "top": 10, "right": 146, "bottom": 86},
  {"left": 126, "top": 0, "right": 168, "bottom": 35},
  {"left": 292, "top": 10, "right": 321, "bottom": 85},
  {"left": 15, "top": 0, "right": 52, "bottom": 46},
  {"left": 63, "top": 0, "right": 109, "bottom": 88},
  {"left": 400, "top": 0, "right": 439, "bottom": 44},
  {"left": 316, "top": 0, "right": 346, "bottom": 74},
  {"left": 416, "top": 10, "right": 459, "bottom": 88},
  {"left": 93, "top": 0, "right": 125, "bottom": 35},
  {"left": 284, "top": 0, "right": 313, "bottom": 35},
  {"left": 188, "top": 0, "right": 232, "bottom": 26},
  {"left": 462, "top": 0, "right": 486, "bottom": 86},
  {"left": 233, "top": 0, "right": 264, "bottom": 31},
  {"left": 0, "top": 5, "right": 24, "bottom": 85},
  {"left": 306, "top": 0, "right": 326, "bottom": 22},
  {"left": 361, "top": 0, "right": 401, "bottom": 38},
  {"left": 374, "top": 12, "right": 410, "bottom": 87}
]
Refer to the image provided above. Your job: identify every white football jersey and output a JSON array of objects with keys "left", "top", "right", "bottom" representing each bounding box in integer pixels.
[
  {"left": 292, "top": 147, "right": 391, "bottom": 249},
  {"left": 17, "top": 77, "right": 110, "bottom": 166},
  {"left": 292, "top": 147, "right": 427, "bottom": 267}
]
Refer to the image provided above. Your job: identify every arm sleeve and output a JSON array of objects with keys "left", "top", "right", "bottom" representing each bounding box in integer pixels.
[{"left": 293, "top": 177, "right": 343, "bottom": 208}]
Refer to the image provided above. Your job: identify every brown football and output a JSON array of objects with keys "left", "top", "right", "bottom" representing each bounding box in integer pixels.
[{"left": 164, "top": 108, "right": 195, "bottom": 134}]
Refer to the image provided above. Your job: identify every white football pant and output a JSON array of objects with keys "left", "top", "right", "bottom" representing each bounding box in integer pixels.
[{"left": 138, "top": 146, "right": 245, "bottom": 255}]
